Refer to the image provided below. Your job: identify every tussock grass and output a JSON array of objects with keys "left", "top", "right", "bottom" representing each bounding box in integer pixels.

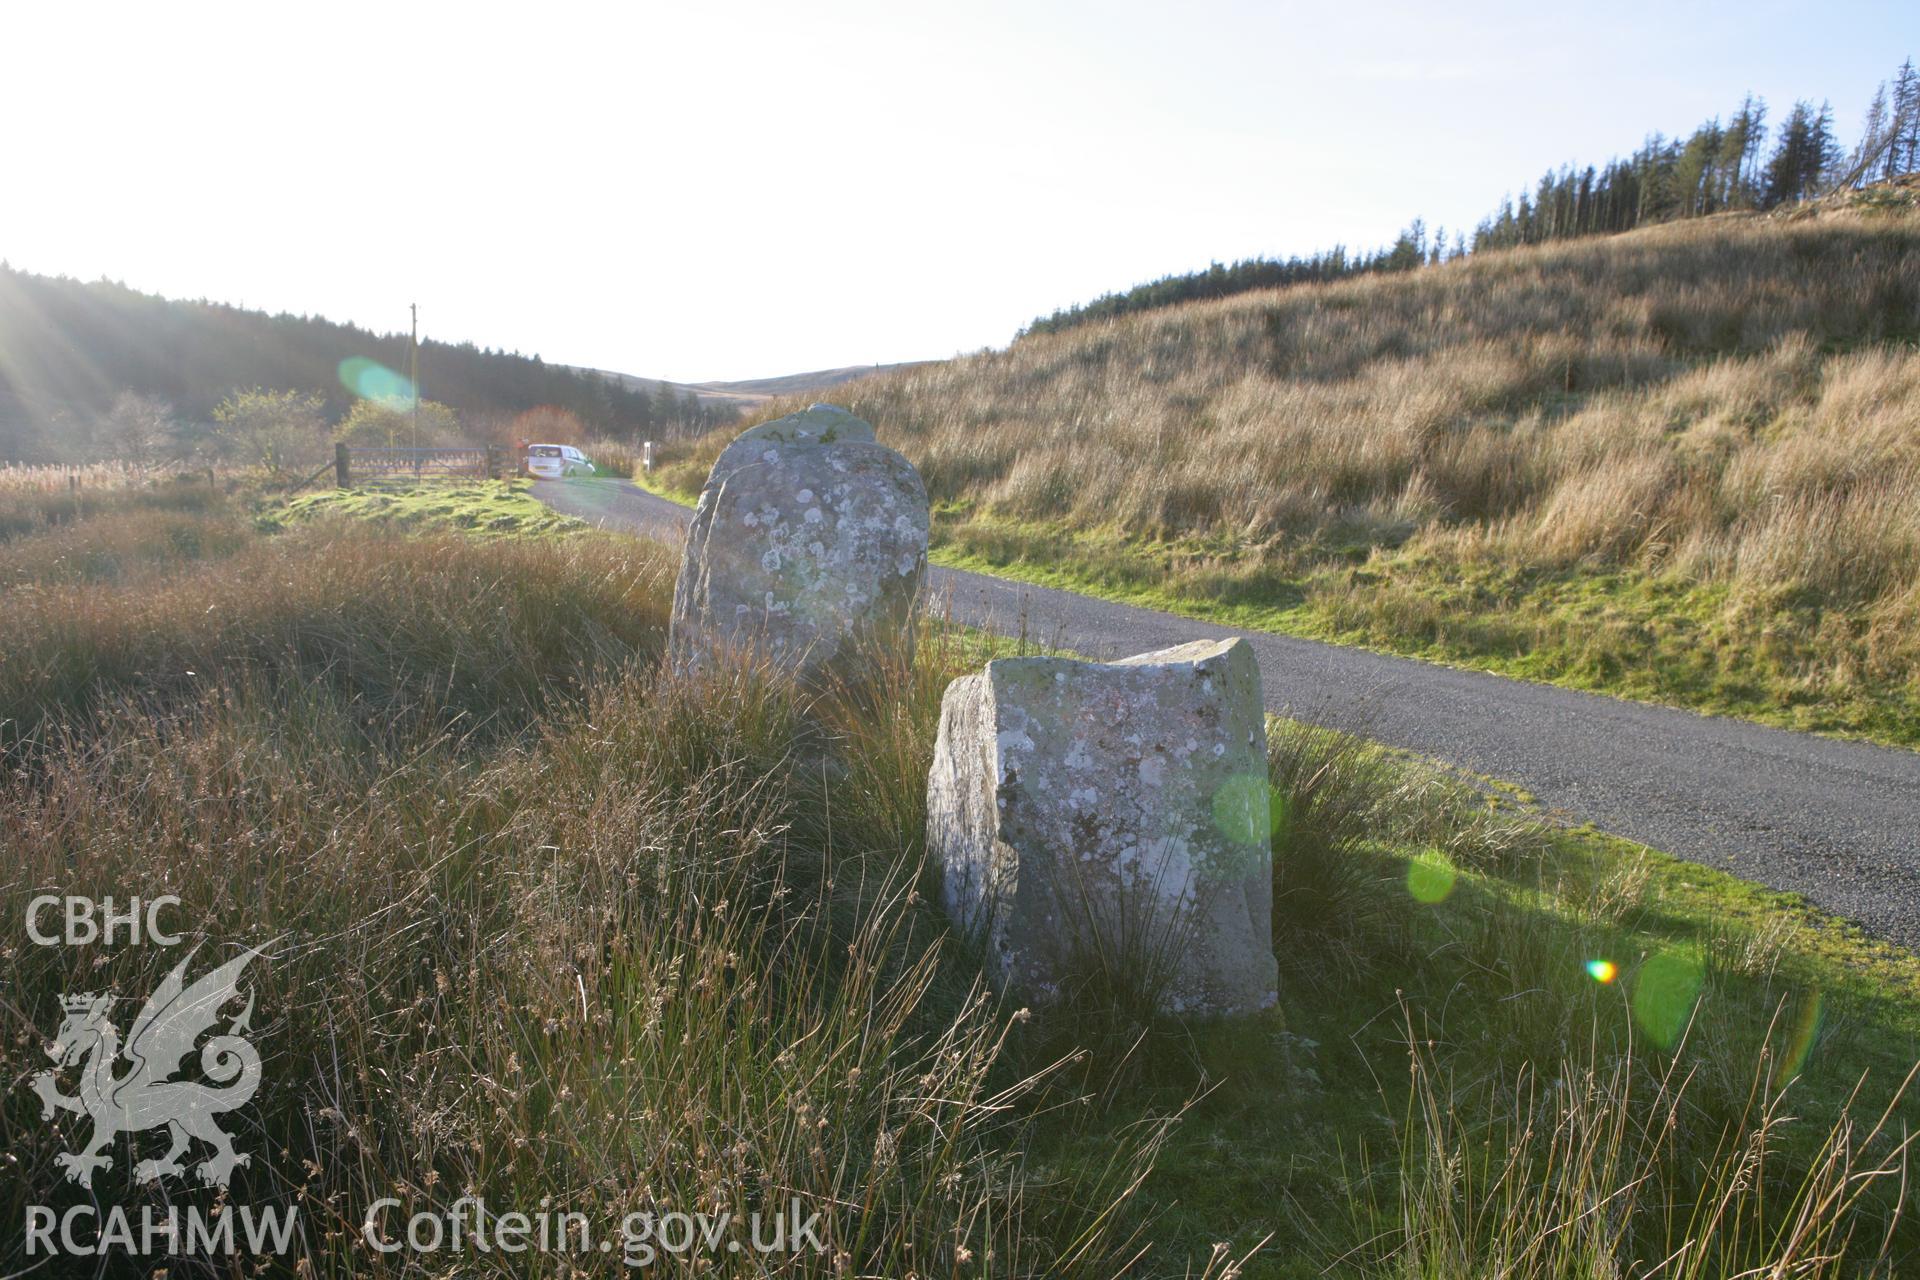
[
  {"left": 1, "top": 673, "right": 1165, "bottom": 1276},
  {"left": 0, "top": 506, "right": 253, "bottom": 586},
  {"left": 0, "top": 471, "right": 227, "bottom": 541},
  {"left": 2, "top": 492, "right": 1915, "bottom": 1276},
  {"left": 1375, "top": 1004, "right": 1916, "bottom": 1280},
  {"left": 667, "top": 205, "right": 1920, "bottom": 743},
  {"left": 0, "top": 498, "right": 1166, "bottom": 1276},
  {"left": 0, "top": 524, "right": 666, "bottom": 755}
]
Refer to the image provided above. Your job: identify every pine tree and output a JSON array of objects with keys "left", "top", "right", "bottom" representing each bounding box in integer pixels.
[
  {"left": 1853, "top": 84, "right": 1892, "bottom": 187},
  {"left": 1720, "top": 95, "right": 1766, "bottom": 207},
  {"left": 1763, "top": 101, "right": 1823, "bottom": 206},
  {"left": 1892, "top": 58, "right": 1920, "bottom": 177},
  {"left": 1674, "top": 121, "right": 1724, "bottom": 216},
  {"left": 1812, "top": 100, "right": 1841, "bottom": 190},
  {"left": 650, "top": 382, "right": 679, "bottom": 434}
]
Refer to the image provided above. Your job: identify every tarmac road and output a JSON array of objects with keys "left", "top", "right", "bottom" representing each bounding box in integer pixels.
[{"left": 535, "top": 476, "right": 1920, "bottom": 951}]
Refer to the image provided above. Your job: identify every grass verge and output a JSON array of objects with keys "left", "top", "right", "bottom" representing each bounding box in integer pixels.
[
  {"left": 929, "top": 511, "right": 1920, "bottom": 748},
  {"left": 269, "top": 477, "right": 587, "bottom": 538},
  {"left": 640, "top": 467, "right": 1920, "bottom": 747},
  {"left": 2, "top": 488, "right": 1914, "bottom": 1276}
]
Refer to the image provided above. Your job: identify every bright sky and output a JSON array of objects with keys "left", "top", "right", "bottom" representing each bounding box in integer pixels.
[{"left": 3, "top": 1, "right": 1913, "bottom": 382}]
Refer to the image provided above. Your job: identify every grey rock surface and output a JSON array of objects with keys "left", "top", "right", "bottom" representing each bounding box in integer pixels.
[
  {"left": 669, "top": 406, "right": 928, "bottom": 684},
  {"left": 928, "top": 637, "right": 1278, "bottom": 1016},
  {"left": 732, "top": 402, "right": 876, "bottom": 446}
]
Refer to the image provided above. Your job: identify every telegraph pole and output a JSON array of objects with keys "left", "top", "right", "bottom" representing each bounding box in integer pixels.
[{"left": 409, "top": 303, "right": 420, "bottom": 451}]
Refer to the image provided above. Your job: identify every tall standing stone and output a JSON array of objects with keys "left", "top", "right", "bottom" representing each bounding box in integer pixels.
[
  {"left": 669, "top": 405, "right": 929, "bottom": 685},
  {"left": 927, "top": 637, "right": 1276, "bottom": 1017}
]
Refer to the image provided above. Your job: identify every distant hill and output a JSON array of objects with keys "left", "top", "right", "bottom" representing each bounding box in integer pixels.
[
  {"left": 566, "top": 368, "right": 762, "bottom": 417},
  {"left": 1024, "top": 64, "right": 1919, "bottom": 337},
  {"left": 695, "top": 364, "right": 934, "bottom": 401},
  {"left": 0, "top": 266, "right": 658, "bottom": 461},
  {"left": 572, "top": 363, "right": 934, "bottom": 419},
  {"left": 675, "top": 188, "right": 1920, "bottom": 746}
]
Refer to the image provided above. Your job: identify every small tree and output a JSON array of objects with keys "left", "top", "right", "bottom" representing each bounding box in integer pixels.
[
  {"left": 167, "top": 415, "right": 222, "bottom": 469},
  {"left": 211, "top": 388, "right": 328, "bottom": 475},
  {"left": 335, "top": 399, "right": 460, "bottom": 448},
  {"left": 101, "top": 392, "right": 175, "bottom": 469},
  {"left": 508, "top": 405, "right": 585, "bottom": 447}
]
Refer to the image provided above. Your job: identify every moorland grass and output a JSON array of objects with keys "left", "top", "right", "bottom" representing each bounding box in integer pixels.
[
  {"left": 2, "top": 491, "right": 1915, "bottom": 1277},
  {"left": 658, "top": 199, "right": 1920, "bottom": 747}
]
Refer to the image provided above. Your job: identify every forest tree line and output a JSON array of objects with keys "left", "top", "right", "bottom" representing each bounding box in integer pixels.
[
  {"left": 0, "top": 267, "right": 730, "bottom": 464},
  {"left": 1023, "top": 57, "right": 1920, "bottom": 337}
]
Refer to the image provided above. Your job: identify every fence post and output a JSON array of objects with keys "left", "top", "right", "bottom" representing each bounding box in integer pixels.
[
  {"left": 485, "top": 445, "right": 501, "bottom": 480},
  {"left": 335, "top": 442, "right": 350, "bottom": 488},
  {"left": 642, "top": 440, "right": 654, "bottom": 473}
]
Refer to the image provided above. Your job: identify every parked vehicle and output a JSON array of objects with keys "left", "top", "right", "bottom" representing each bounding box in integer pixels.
[{"left": 525, "top": 443, "right": 595, "bottom": 479}]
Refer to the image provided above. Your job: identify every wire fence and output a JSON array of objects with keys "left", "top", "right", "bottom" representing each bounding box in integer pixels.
[{"left": 337, "top": 445, "right": 505, "bottom": 485}]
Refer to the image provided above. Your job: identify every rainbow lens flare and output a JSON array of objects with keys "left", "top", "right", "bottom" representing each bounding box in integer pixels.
[
  {"left": 1774, "top": 992, "right": 1825, "bottom": 1086},
  {"left": 1586, "top": 959, "right": 1618, "bottom": 984}
]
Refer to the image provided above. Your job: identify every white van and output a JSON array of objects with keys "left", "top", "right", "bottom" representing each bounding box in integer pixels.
[{"left": 526, "top": 443, "right": 595, "bottom": 479}]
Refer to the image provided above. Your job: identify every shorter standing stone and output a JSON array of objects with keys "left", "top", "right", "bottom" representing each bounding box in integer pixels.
[
  {"left": 669, "top": 405, "right": 928, "bottom": 685},
  {"left": 927, "top": 637, "right": 1277, "bottom": 1017}
]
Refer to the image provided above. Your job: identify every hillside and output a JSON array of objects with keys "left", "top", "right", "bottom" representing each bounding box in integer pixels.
[
  {"left": 565, "top": 366, "right": 762, "bottom": 417},
  {"left": 1022, "top": 66, "right": 1917, "bottom": 338},
  {"left": 574, "top": 361, "right": 935, "bottom": 417},
  {"left": 0, "top": 266, "right": 656, "bottom": 460},
  {"left": 693, "top": 362, "right": 933, "bottom": 400},
  {"left": 663, "top": 191, "right": 1920, "bottom": 745}
]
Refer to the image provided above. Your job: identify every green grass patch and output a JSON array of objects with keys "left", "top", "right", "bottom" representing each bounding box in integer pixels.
[
  {"left": 269, "top": 477, "right": 588, "bottom": 538},
  {"left": 634, "top": 462, "right": 705, "bottom": 508},
  {"left": 927, "top": 511, "right": 1920, "bottom": 750},
  {"left": 1041, "top": 733, "right": 1920, "bottom": 1274}
]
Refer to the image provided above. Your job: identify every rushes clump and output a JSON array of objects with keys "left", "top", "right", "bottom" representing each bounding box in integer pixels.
[
  {"left": 0, "top": 507, "right": 1162, "bottom": 1277},
  {"left": 0, "top": 524, "right": 669, "bottom": 755},
  {"left": 1379, "top": 1001, "right": 1917, "bottom": 1280}
]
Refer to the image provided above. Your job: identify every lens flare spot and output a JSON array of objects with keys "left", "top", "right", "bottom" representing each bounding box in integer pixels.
[
  {"left": 1406, "top": 853, "right": 1457, "bottom": 904},
  {"left": 1210, "top": 773, "right": 1273, "bottom": 848},
  {"left": 1268, "top": 785, "right": 1290, "bottom": 842},
  {"left": 1774, "top": 991, "right": 1824, "bottom": 1086},
  {"left": 1586, "top": 959, "right": 1618, "bottom": 984},
  {"left": 1631, "top": 947, "right": 1704, "bottom": 1050},
  {"left": 338, "top": 357, "right": 415, "bottom": 408}
]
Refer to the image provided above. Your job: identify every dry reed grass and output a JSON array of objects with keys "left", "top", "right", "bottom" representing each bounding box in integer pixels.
[
  {"left": 0, "top": 512, "right": 1169, "bottom": 1276},
  {"left": 666, "top": 205, "right": 1920, "bottom": 724},
  {"left": 0, "top": 460, "right": 151, "bottom": 493}
]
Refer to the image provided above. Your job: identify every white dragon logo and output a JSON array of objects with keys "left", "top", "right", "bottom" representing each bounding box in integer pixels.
[{"left": 30, "top": 944, "right": 265, "bottom": 1189}]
